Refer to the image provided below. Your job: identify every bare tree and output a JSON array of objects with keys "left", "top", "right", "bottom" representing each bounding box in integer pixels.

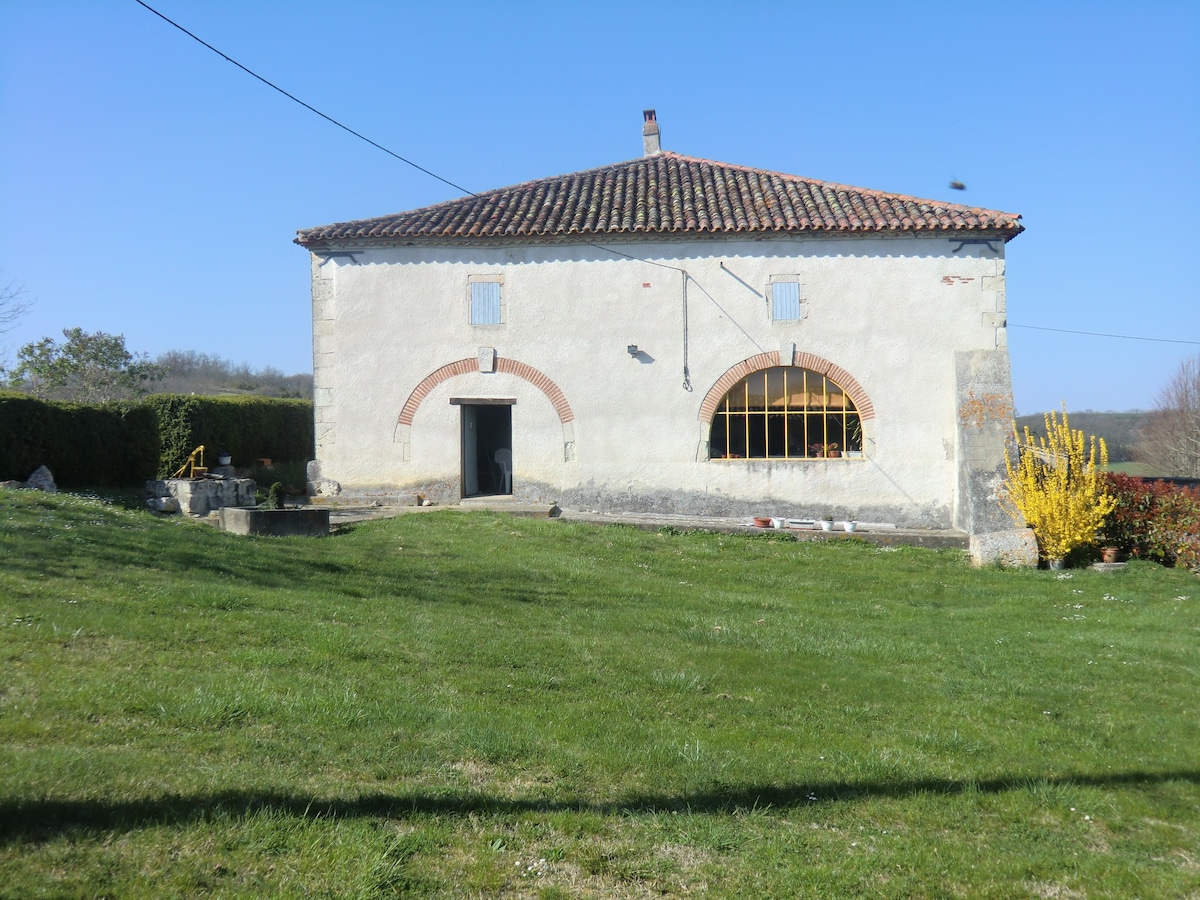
[
  {"left": 1135, "top": 355, "right": 1200, "bottom": 477},
  {"left": 0, "top": 274, "right": 32, "bottom": 335}
]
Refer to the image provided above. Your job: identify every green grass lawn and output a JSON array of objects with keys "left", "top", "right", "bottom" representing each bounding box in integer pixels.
[
  {"left": 1106, "top": 461, "right": 1159, "bottom": 477},
  {"left": 1, "top": 490, "right": 1197, "bottom": 899}
]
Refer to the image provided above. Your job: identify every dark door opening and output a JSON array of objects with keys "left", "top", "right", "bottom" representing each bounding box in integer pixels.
[{"left": 461, "top": 404, "right": 513, "bottom": 498}]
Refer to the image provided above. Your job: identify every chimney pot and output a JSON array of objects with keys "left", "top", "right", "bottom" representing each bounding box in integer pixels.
[{"left": 642, "top": 109, "right": 661, "bottom": 157}]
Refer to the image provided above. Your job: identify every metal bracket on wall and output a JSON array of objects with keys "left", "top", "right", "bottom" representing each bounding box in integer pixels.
[
  {"left": 318, "top": 251, "right": 363, "bottom": 266},
  {"left": 950, "top": 240, "right": 999, "bottom": 255}
]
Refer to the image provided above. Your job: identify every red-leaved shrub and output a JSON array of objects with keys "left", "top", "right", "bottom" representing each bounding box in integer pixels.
[{"left": 1101, "top": 474, "right": 1200, "bottom": 569}]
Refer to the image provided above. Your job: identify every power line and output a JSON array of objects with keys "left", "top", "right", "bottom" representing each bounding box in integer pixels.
[
  {"left": 135, "top": 3, "right": 684, "bottom": 270},
  {"left": 133, "top": 0, "right": 475, "bottom": 198},
  {"left": 136, "top": 2, "right": 1199, "bottom": 355},
  {"left": 1009, "top": 323, "right": 1200, "bottom": 346}
]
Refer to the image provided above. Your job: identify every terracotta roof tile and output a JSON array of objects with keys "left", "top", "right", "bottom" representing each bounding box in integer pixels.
[{"left": 296, "top": 152, "right": 1022, "bottom": 246}]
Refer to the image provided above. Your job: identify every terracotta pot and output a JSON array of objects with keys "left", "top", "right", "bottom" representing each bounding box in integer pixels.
[
  {"left": 1102, "top": 547, "right": 1119, "bottom": 563},
  {"left": 752, "top": 516, "right": 772, "bottom": 528}
]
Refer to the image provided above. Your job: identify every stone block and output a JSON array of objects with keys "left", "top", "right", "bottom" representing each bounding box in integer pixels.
[
  {"left": 219, "top": 506, "right": 330, "bottom": 537},
  {"left": 970, "top": 529, "right": 1038, "bottom": 568},
  {"left": 146, "top": 477, "right": 257, "bottom": 515}
]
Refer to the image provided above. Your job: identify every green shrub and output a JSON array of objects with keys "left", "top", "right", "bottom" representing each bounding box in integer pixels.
[
  {"left": 264, "top": 482, "right": 285, "bottom": 510},
  {"left": 143, "top": 395, "right": 313, "bottom": 477},
  {"left": 0, "top": 392, "right": 159, "bottom": 487}
]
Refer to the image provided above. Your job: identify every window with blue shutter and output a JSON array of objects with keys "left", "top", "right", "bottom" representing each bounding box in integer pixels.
[
  {"left": 771, "top": 280, "right": 801, "bottom": 321},
  {"left": 470, "top": 280, "right": 503, "bottom": 325}
]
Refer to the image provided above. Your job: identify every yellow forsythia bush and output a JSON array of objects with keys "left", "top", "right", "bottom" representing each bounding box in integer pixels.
[{"left": 1003, "top": 407, "right": 1116, "bottom": 562}]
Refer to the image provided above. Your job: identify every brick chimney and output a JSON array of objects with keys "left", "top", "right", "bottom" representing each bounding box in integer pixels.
[{"left": 642, "top": 109, "right": 661, "bottom": 157}]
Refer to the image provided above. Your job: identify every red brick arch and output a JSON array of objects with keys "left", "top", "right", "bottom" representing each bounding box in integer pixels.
[
  {"left": 398, "top": 356, "right": 574, "bottom": 427},
  {"left": 698, "top": 351, "right": 875, "bottom": 423}
]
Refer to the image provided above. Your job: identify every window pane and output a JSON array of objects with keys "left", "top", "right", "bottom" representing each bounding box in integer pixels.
[
  {"left": 786, "top": 412, "right": 808, "bottom": 457},
  {"left": 746, "top": 415, "right": 766, "bottom": 457},
  {"left": 745, "top": 373, "right": 768, "bottom": 411},
  {"left": 727, "top": 418, "right": 747, "bottom": 458},
  {"left": 766, "top": 413, "right": 787, "bottom": 458},
  {"left": 846, "top": 413, "right": 863, "bottom": 451},
  {"left": 725, "top": 380, "right": 748, "bottom": 411},
  {"left": 471, "top": 282, "right": 501, "bottom": 324},
  {"left": 772, "top": 281, "right": 800, "bottom": 320},
  {"left": 766, "top": 368, "right": 787, "bottom": 408},
  {"left": 710, "top": 415, "right": 729, "bottom": 458}
]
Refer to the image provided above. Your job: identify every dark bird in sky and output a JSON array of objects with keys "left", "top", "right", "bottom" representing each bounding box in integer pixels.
[{"left": 949, "top": 180, "right": 966, "bottom": 191}]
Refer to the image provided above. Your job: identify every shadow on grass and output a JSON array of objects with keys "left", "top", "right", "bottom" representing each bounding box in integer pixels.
[{"left": 3, "top": 770, "right": 1196, "bottom": 843}]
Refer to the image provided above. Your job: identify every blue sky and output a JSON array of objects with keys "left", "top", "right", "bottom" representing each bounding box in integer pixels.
[{"left": 2, "top": 0, "right": 1197, "bottom": 413}]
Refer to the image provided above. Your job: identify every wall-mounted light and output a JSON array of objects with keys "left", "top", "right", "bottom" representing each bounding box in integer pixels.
[{"left": 627, "top": 345, "right": 639, "bottom": 356}]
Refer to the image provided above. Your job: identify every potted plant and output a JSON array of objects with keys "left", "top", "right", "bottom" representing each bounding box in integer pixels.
[{"left": 819, "top": 514, "right": 835, "bottom": 532}]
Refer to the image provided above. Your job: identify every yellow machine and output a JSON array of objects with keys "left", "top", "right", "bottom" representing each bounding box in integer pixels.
[{"left": 170, "top": 445, "right": 208, "bottom": 479}]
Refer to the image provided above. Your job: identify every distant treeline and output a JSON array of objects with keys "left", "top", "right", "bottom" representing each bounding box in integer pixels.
[
  {"left": 154, "top": 350, "right": 312, "bottom": 399},
  {"left": 1014, "top": 411, "right": 1146, "bottom": 463}
]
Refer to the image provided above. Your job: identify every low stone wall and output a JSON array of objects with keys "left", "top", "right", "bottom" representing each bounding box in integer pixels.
[
  {"left": 219, "top": 507, "right": 330, "bottom": 537},
  {"left": 146, "top": 477, "right": 256, "bottom": 515}
]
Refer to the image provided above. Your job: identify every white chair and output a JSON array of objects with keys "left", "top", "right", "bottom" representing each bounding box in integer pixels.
[{"left": 494, "top": 448, "right": 512, "bottom": 494}]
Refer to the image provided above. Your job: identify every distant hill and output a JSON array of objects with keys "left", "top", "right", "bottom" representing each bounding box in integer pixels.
[
  {"left": 153, "top": 350, "right": 312, "bottom": 399},
  {"left": 1014, "top": 410, "right": 1147, "bottom": 463}
]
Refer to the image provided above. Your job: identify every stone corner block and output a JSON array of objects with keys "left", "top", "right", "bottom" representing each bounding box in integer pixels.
[{"left": 969, "top": 529, "right": 1039, "bottom": 568}]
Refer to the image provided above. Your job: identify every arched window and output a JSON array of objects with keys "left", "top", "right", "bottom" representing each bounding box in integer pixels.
[{"left": 709, "top": 367, "right": 863, "bottom": 460}]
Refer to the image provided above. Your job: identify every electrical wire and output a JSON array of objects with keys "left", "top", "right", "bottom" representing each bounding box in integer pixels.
[
  {"left": 133, "top": 0, "right": 475, "bottom": 198},
  {"left": 136, "top": 3, "right": 696, "bottom": 273},
  {"left": 137, "top": 0, "right": 711, "bottom": 391},
  {"left": 1009, "top": 324, "right": 1200, "bottom": 346},
  {"left": 136, "top": 2, "right": 1197, "bottom": 357}
]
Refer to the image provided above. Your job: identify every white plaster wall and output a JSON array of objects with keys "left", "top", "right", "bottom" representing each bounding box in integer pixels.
[{"left": 309, "top": 234, "right": 1008, "bottom": 526}]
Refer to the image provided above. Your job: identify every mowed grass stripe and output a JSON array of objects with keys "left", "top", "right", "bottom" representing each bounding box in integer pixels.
[{"left": 0, "top": 489, "right": 1197, "bottom": 898}]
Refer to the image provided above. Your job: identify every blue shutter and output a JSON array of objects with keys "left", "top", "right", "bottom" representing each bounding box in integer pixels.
[
  {"left": 471, "top": 282, "right": 502, "bottom": 324},
  {"left": 772, "top": 281, "right": 800, "bottom": 321}
]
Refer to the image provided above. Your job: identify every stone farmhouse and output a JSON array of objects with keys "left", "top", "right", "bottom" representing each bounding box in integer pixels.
[{"left": 296, "top": 112, "right": 1023, "bottom": 538}]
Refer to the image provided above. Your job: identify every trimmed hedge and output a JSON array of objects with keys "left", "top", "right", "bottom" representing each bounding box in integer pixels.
[
  {"left": 142, "top": 395, "right": 314, "bottom": 478},
  {"left": 0, "top": 392, "right": 160, "bottom": 487},
  {"left": 0, "top": 393, "right": 314, "bottom": 486}
]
